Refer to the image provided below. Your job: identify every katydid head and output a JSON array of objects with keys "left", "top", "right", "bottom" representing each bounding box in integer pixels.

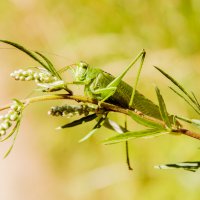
[
  {"left": 70, "top": 61, "right": 101, "bottom": 85},
  {"left": 74, "top": 61, "right": 88, "bottom": 82},
  {"left": 70, "top": 61, "right": 91, "bottom": 85}
]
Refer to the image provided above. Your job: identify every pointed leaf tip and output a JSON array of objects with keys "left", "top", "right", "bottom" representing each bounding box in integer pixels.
[
  {"left": 103, "top": 128, "right": 165, "bottom": 145},
  {"left": 155, "top": 87, "right": 172, "bottom": 129}
]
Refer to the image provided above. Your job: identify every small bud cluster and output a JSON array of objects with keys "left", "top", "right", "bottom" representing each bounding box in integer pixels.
[
  {"left": 0, "top": 100, "right": 23, "bottom": 137},
  {"left": 48, "top": 104, "right": 97, "bottom": 118},
  {"left": 10, "top": 69, "right": 58, "bottom": 83}
]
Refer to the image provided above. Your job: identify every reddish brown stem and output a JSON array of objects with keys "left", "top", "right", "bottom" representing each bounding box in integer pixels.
[{"left": 0, "top": 94, "right": 200, "bottom": 141}]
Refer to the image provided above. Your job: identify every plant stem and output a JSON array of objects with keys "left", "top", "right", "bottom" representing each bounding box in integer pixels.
[
  {"left": 1, "top": 93, "right": 200, "bottom": 140},
  {"left": 172, "top": 129, "right": 200, "bottom": 140},
  {"left": 125, "top": 141, "right": 133, "bottom": 170},
  {"left": 124, "top": 115, "right": 133, "bottom": 170}
]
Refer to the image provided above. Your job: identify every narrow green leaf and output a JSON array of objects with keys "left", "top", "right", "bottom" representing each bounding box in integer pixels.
[
  {"left": 0, "top": 40, "right": 49, "bottom": 70},
  {"left": 35, "top": 51, "right": 61, "bottom": 79},
  {"left": 191, "top": 92, "right": 200, "bottom": 109},
  {"left": 155, "top": 87, "right": 172, "bottom": 129},
  {"left": 79, "top": 115, "right": 107, "bottom": 142},
  {"left": 175, "top": 115, "right": 200, "bottom": 128},
  {"left": 103, "top": 118, "right": 127, "bottom": 133},
  {"left": 0, "top": 121, "right": 20, "bottom": 142},
  {"left": 155, "top": 66, "right": 200, "bottom": 114},
  {"left": 35, "top": 51, "right": 54, "bottom": 68},
  {"left": 170, "top": 87, "right": 200, "bottom": 115},
  {"left": 79, "top": 129, "right": 97, "bottom": 143},
  {"left": 3, "top": 120, "right": 21, "bottom": 158},
  {"left": 155, "top": 161, "right": 200, "bottom": 172},
  {"left": 104, "top": 128, "right": 165, "bottom": 145},
  {"left": 191, "top": 119, "right": 200, "bottom": 127},
  {"left": 58, "top": 114, "right": 97, "bottom": 129},
  {"left": 4, "top": 143, "right": 15, "bottom": 158},
  {"left": 155, "top": 66, "right": 196, "bottom": 104},
  {"left": 128, "top": 110, "right": 164, "bottom": 129}
]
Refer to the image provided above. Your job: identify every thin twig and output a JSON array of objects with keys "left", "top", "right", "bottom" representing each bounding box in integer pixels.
[
  {"left": 124, "top": 115, "right": 133, "bottom": 170},
  {"left": 1, "top": 93, "right": 200, "bottom": 140},
  {"left": 172, "top": 129, "right": 200, "bottom": 140},
  {"left": 125, "top": 141, "right": 133, "bottom": 170}
]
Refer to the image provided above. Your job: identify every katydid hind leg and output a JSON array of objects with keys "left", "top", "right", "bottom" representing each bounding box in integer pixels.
[
  {"left": 90, "top": 86, "right": 117, "bottom": 96},
  {"left": 129, "top": 50, "right": 146, "bottom": 108},
  {"left": 91, "top": 50, "right": 146, "bottom": 105},
  {"left": 122, "top": 50, "right": 146, "bottom": 170},
  {"left": 90, "top": 85, "right": 118, "bottom": 105},
  {"left": 106, "top": 49, "right": 146, "bottom": 90}
]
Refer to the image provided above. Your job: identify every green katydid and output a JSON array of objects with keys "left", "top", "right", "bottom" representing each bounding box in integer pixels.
[
  {"left": 3, "top": 40, "right": 200, "bottom": 170},
  {"left": 65, "top": 50, "right": 163, "bottom": 121},
  {"left": 61, "top": 50, "right": 167, "bottom": 170}
]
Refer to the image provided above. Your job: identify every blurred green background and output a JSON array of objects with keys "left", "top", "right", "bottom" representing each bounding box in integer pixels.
[{"left": 0, "top": 0, "right": 200, "bottom": 200}]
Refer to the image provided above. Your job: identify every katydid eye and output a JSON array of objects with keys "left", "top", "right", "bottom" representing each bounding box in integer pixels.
[{"left": 79, "top": 61, "right": 88, "bottom": 69}]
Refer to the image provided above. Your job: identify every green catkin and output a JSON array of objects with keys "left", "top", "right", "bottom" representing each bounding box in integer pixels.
[
  {"left": 0, "top": 100, "right": 23, "bottom": 137},
  {"left": 10, "top": 68, "right": 58, "bottom": 83},
  {"left": 48, "top": 104, "right": 97, "bottom": 118}
]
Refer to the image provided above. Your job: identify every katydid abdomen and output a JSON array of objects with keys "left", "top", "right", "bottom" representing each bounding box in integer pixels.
[{"left": 85, "top": 70, "right": 162, "bottom": 120}]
